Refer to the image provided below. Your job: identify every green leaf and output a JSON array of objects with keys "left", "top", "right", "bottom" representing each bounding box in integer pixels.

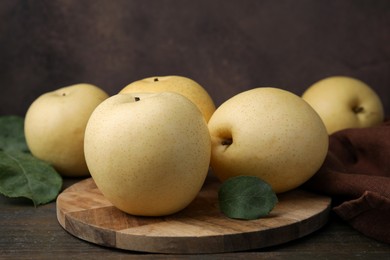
[
  {"left": 0, "top": 150, "right": 63, "bottom": 206},
  {"left": 218, "top": 175, "right": 278, "bottom": 220},
  {"left": 0, "top": 115, "right": 29, "bottom": 152}
]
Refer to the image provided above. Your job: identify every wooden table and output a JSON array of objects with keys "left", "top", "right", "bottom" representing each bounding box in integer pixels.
[{"left": 1, "top": 178, "right": 389, "bottom": 259}]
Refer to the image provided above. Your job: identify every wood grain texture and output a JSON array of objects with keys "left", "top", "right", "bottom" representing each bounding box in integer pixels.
[{"left": 56, "top": 175, "right": 331, "bottom": 254}]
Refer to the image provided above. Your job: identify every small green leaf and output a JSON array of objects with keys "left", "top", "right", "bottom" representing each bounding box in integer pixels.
[
  {"left": 0, "top": 115, "right": 29, "bottom": 152},
  {"left": 218, "top": 176, "right": 278, "bottom": 220},
  {"left": 0, "top": 150, "right": 63, "bottom": 206}
]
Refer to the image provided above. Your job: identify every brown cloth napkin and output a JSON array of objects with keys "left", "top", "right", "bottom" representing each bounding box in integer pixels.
[{"left": 303, "top": 120, "right": 390, "bottom": 244}]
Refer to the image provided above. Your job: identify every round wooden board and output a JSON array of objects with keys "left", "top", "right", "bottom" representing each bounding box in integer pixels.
[{"left": 56, "top": 175, "right": 331, "bottom": 254}]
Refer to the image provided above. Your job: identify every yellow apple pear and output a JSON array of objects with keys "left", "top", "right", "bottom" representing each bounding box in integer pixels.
[
  {"left": 119, "top": 75, "right": 216, "bottom": 122},
  {"left": 208, "top": 87, "right": 329, "bottom": 193},
  {"left": 302, "top": 76, "right": 384, "bottom": 134},
  {"left": 24, "top": 83, "right": 109, "bottom": 177},
  {"left": 84, "top": 92, "right": 211, "bottom": 216}
]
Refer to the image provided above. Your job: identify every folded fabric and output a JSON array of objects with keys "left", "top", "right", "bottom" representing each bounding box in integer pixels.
[{"left": 303, "top": 120, "right": 390, "bottom": 244}]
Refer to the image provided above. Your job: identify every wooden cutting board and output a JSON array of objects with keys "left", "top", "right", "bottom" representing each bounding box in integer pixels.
[{"left": 56, "top": 175, "right": 331, "bottom": 254}]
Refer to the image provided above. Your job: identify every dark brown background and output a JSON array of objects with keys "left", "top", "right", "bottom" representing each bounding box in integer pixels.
[{"left": 1, "top": 0, "right": 390, "bottom": 117}]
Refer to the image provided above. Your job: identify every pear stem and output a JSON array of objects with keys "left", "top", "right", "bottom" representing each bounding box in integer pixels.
[
  {"left": 221, "top": 138, "right": 233, "bottom": 146},
  {"left": 353, "top": 106, "right": 364, "bottom": 114}
]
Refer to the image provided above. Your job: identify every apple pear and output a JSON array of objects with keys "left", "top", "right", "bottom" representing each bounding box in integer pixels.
[
  {"left": 302, "top": 76, "right": 384, "bottom": 134},
  {"left": 208, "top": 87, "right": 329, "bottom": 193},
  {"left": 84, "top": 92, "right": 211, "bottom": 216},
  {"left": 119, "top": 75, "right": 216, "bottom": 122},
  {"left": 24, "top": 83, "right": 109, "bottom": 177}
]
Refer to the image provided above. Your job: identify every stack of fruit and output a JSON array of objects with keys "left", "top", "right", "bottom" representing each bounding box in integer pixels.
[{"left": 1, "top": 75, "right": 384, "bottom": 219}]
